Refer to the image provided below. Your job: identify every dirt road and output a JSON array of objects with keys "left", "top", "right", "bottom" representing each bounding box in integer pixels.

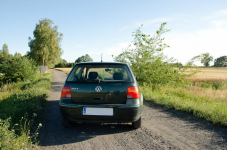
[{"left": 39, "top": 69, "right": 227, "bottom": 150}]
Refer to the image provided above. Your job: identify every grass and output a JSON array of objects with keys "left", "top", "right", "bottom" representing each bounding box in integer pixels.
[
  {"left": 0, "top": 70, "right": 52, "bottom": 150},
  {"left": 140, "top": 82, "right": 227, "bottom": 126}
]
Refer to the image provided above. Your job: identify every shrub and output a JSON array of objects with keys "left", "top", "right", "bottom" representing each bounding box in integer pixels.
[
  {"left": 114, "top": 23, "right": 195, "bottom": 85},
  {"left": 1, "top": 56, "right": 38, "bottom": 83}
]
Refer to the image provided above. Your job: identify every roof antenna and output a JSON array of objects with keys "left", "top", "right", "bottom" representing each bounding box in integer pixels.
[{"left": 101, "top": 53, "right": 103, "bottom": 62}]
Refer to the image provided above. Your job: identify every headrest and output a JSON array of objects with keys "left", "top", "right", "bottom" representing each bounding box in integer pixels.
[
  {"left": 113, "top": 72, "right": 123, "bottom": 80},
  {"left": 88, "top": 72, "right": 98, "bottom": 79}
]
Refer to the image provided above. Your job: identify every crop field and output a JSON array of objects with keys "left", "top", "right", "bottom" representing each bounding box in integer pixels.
[{"left": 186, "top": 67, "right": 227, "bottom": 82}]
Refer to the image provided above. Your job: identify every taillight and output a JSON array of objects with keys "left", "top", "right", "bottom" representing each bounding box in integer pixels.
[
  {"left": 61, "top": 86, "right": 71, "bottom": 98},
  {"left": 127, "top": 86, "right": 140, "bottom": 99}
]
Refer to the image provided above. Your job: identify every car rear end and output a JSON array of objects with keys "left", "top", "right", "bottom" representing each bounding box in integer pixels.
[{"left": 59, "top": 62, "right": 143, "bottom": 128}]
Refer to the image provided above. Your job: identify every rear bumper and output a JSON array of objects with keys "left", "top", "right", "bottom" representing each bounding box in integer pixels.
[{"left": 59, "top": 98, "right": 143, "bottom": 123}]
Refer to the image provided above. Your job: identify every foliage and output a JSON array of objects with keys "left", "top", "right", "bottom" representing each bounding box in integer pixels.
[
  {"left": 75, "top": 54, "right": 93, "bottom": 63},
  {"left": 114, "top": 23, "right": 193, "bottom": 85},
  {"left": 214, "top": 56, "right": 227, "bottom": 67},
  {"left": 55, "top": 59, "right": 75, "bottom": 68},
  {"left": 1, "top": 56, "right": 38, "bottom": 84},
  {"left": 1, "top": 44, "right": 9, "bottom": 58},
  {"left": 201, "top": 53, "right": 213, "bottom": 66},
  {"left": 28, "top": 18, "right": 63, "bottom": 67},
  {"left": 0, "top": 71, "right": 52, "bottom": 149},
  {"left": 0, "top": 44, "right": 13, "bottom": 71}
]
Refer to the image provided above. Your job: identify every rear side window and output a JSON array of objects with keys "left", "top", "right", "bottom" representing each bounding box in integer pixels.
[{"left": 67, "top": 64, "right": 133, "bottom": 83}]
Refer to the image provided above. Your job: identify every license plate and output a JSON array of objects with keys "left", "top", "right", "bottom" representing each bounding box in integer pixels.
[{"left": 83, "top": 107, "right": 113, "bottom": 116}]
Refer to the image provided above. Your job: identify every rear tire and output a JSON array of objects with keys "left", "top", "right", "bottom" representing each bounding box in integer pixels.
[
  {"left": 62, "top": 117, "right": 72, "bottom": 128},
  {"left": 132, "top": 117, "right": 141, "bottom": 129}
]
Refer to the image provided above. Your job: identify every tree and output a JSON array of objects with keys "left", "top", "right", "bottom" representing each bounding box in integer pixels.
[
  {"left": 114, "top": 23, "right": 189, "bottom": 85},
  {"left": 28, "top": 18, "right": 63, "bottom": 66},
  {"left": 201, "top": 53, "right": 213, "bottom": 67},
  {"left": 2, "top": 44, "right": 9, "bottom": 58},
  {"left": 75, "top": 54, "right": 93, "bottom": 63},
  {"left": 214, "top": 56, "right": 227, "bottom": 67}
]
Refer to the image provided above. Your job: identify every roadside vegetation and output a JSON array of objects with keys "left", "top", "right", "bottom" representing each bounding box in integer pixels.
[
  {"left": 0, "top": 18, "right": 58, "bottom": 149},
  {"left": 113, "top": 23, "right": 227, "bottom": 126},
  {"left": 0, "top": 71, "right": 52, "bottom": 149}
]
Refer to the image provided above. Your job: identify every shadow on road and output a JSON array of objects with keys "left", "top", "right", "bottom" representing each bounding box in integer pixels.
[{"left": 39, "top": 100, "right": 133, "bottom": 147}]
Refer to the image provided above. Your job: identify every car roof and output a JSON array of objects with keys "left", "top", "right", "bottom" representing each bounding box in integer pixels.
[{"left": 76, "top": 62, "right": 127, "bottom": 65}]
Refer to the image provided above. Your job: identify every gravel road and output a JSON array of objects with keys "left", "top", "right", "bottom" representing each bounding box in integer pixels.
[{"left": 39, "top": 69, "right": 227, "bottom": 150}]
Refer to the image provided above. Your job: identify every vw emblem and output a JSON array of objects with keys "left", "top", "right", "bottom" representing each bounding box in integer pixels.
[{"left": 95, "top": 86, "right": 102, "bottom": 93}]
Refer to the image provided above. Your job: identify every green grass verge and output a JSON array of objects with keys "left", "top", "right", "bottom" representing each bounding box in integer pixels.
[
  {"left": 140, "top": 82, "right": 227, "bottom": 126},
  {"left": 0, "top": 70, "right": 53, "bottom": 149}
]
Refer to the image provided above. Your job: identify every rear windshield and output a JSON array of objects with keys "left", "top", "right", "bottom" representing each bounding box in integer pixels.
[{"left": 67, "top": 64, "right": 133, "bottom": 83}]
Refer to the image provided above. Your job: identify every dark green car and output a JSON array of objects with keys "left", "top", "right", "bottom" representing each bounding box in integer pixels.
[{"left": 59, "top": 62, "right": 143, "bottom": 129}]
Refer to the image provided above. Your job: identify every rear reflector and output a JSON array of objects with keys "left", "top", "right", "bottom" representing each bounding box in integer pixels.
[
  {"left": 61, "top": 86, "right": 71, "bottom": 98},
  {"left": 127, "top": 86, "right": 140, "bottom": 99}
]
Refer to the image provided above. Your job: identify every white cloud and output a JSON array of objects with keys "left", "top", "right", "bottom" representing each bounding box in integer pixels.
[
  {"left": 203, "top": 9, "right": 227, "bottom": 19},
  {"left": 165, "top": 27, "right": 227, "bottom": 65},
  {"left": 212, "top": 20, "right": 227, "bottom": 28}
]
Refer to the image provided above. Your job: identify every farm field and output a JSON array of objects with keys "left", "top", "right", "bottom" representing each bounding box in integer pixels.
[{"left": 187, "top": 67, "right": 227, "bottom": 82}]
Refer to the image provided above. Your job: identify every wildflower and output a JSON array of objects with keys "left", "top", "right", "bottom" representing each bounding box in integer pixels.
[
  {"left": 33, "top": 113, "right": 37, "bottom": 117},
  {"left": 39, "top": 123, "right": 42, "bottom": 127}
]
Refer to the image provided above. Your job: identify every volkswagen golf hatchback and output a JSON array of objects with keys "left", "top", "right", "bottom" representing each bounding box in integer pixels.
[{"left": 59, "top": 62, "right": 143, "bottom": 129}]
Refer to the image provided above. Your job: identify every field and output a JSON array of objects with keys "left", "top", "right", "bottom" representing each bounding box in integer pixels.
[{"left": 187, "top": 67, "right": 227, "bottom": 82}]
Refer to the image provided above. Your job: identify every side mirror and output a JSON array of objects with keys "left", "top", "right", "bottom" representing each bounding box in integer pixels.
[{"left": 135, "top": 77, "right": 137, "bottom": 81}]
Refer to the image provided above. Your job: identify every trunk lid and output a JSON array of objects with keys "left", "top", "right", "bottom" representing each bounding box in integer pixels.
[{"left": 67, "top": 83, "right": 135, "bottom": 104}]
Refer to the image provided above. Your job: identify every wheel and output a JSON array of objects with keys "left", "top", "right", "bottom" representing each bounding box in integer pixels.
[
  {"left": 132, "top": 117, "right": 141, "bottom": 129},
  {"left": 62, "top": 117, "right": 72, "bottom": 128}
]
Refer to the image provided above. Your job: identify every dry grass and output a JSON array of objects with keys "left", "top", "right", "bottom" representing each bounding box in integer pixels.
[
  {"left": 186, "top": 86, "right": 227, "bottom": 100},
  {"left": 186, "top": 67, "right": 227, "bottom": 82},
  {"left": 55, "top": 68, "right": 72, "bottom": 74}
]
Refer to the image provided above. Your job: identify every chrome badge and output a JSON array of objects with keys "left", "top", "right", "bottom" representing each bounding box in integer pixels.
[{"left": 95, "top": 86, "right": 102, "bottom": 93}]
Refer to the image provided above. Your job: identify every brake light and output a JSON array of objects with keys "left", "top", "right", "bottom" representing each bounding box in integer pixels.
[
  {"left": 61, "top": 86, "right": 71, "bottom": 98},
  {"left": 127, "top": 86, "right": 140, "bottom": 99}
]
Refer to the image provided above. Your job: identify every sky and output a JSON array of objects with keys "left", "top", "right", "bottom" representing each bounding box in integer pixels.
[{"left": 0, "top": 0, "right": 227, "bottom": 66}]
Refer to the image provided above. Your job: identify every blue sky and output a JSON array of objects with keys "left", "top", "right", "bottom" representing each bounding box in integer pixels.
[{"left": 1, "top": 0, "right": 227, "bottom": 65}]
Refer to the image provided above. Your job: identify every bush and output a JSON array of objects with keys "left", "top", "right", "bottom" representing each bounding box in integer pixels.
[
  {"left": 1, "top": 56, "right": 38, "bottom": 83},
  {"left": 114, "top": 23, "right": 195, "bottom": 85}
]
